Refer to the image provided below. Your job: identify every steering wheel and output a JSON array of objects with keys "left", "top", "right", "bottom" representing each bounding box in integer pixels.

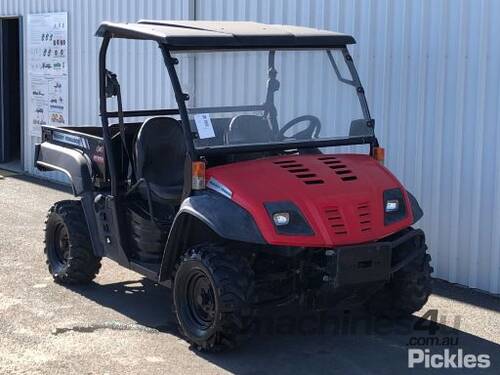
[{"left": 278, "top": 115, "right": 322, "bottom": 140}]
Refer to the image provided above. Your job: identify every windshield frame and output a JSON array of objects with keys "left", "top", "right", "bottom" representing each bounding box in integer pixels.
[
  {"left": 98, "top": 42, "right": 375, "bottom": 161},
  {"left": 97, "top": 35, "right": 375, "bottom": 197},
  {"left": 170, "top": 46, "right": 374, "bottom": 156}
]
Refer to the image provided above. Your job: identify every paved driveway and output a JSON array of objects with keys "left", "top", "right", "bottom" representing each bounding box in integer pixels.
[{"left": 0, "top": 172, "right": 499, "bottom": 374}]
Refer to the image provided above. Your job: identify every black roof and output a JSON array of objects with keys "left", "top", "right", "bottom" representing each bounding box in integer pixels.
[{"left": 95, "top": 20, "right": 355, "bottom": 50}]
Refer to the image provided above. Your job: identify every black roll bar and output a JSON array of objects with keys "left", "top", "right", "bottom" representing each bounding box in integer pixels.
[
  {"left": 159, "top": 45, "right": 196, "bottom": 158},
  {"left": 98, "top": 35, "right": 119, "bottom": 196},
  {"left": 98, "top": 37, "right": 199, "bottom": 197},
  {"left": 98, "top": 38, "right": 379, "bottom": 183}
]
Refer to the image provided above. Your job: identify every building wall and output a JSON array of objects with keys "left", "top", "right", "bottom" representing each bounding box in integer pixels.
[
  {"left": 0, "top": 0, "right": 191, "bottom": 182},
  {"left": 198, "top": 0, "right": 500, "bottom": 295},
  {"left": 1, "top": 0, "right": 499, "bottom": 293}
]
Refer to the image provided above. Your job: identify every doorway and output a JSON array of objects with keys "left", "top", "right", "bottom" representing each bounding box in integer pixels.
[{"left": 0, "top": 17, "right": 21, "bottom": 169}]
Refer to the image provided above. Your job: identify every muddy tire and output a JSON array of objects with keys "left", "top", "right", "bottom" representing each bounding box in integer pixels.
[
  {"left": 365, "top": 250, "right": 433, "bottom": 318},
  {"left": 173, "top": 245, "right": 255, "bottom": 352},
  {"left": 44, "top": 200, "right": 101, "bottom": 284}
]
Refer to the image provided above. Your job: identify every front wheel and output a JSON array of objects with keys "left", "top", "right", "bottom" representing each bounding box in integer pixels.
[
  {"left": 173, "top": 245, "right": 255, "bottom": 352},
  {"left": 365, "top": 248, "right": 433, "bottom": 318},
  {"left": 44, "top": 200, "right": 101, "bottom": 284}
]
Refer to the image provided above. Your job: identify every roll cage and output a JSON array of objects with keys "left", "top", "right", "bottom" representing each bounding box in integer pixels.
[{"left": 96, "top": 21, "right": 378, "bottom": 195}]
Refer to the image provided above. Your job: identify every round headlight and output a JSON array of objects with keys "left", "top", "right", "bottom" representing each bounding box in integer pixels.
[{"left": 272, "top": 212, "right": 290, "bottom": 226}]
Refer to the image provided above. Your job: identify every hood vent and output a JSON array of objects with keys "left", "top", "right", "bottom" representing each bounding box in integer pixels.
[
  {"left": 357, "top": 202, "right": 372, "bottom": 232},
  {"left": 318, "top": 155, "right": 358, "bottom": 182},
  {"left": 324, "top": 207, "right": 347, "bottom": 236},
  {"left": 273, "top": 159, "right": 297, "bottom": 165},
  {"left": 274, "top": 159, "right": 325, "bottom": 185}
]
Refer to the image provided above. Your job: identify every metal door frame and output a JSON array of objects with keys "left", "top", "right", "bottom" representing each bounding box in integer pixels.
[{"left": 0, "top": 15, "right": 23, "bottom": 166}]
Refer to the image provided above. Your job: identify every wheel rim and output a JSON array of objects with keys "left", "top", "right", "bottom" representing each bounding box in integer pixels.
[
  {"left": 186, "top": 270, "right": 216, "bottom": 330},
  {"left": 53, "top": 223, "right": 70, "bottom": 264}
]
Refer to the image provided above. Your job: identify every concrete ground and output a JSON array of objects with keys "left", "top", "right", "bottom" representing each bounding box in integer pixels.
[{"left": 0, "top": 171, "right": 499, "bottom": 374}]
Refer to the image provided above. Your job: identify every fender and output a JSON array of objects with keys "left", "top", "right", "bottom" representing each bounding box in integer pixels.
[
  {"left": 35, "top": 142, "right": 93, "bottom": 196},
  {"left": 406, "top": 190, "right": 424, "bottom": 224},
  {"left": 158, "top": 191, "right": 266, "bottom": 282},
  {"left": 34, "top": 142, "right": 105, "bottom": 257}
]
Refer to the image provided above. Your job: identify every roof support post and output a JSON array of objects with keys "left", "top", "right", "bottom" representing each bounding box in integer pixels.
[
  {"left": 98, "top": 35, "right": 119, "bottom": 196},
  {"left": 159, "top": 45, "right": 196, "bottom": 159},
  {"left": 341, "top": 47, "right": 372, "bottom": 122},
  {"left": 341, "top": 47, "right": 378, "bottom": 151},
  {"left": 264, "top": 51, "right": 280, "bottom": 138}
]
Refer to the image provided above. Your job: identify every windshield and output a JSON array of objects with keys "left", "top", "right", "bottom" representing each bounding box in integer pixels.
[{"left": 173, "top": 48, "right": 372, "bottom": 151}]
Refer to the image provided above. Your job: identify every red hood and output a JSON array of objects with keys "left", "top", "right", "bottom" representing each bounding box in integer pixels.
[{"left": 206, "top": 154, "right": 413, "bottom": 247}]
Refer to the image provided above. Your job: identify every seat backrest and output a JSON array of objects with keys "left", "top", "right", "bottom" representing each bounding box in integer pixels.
[
  {"left": 225, "top": 115, "right": 272, "bottom": 144},
  {"left": 189, "top": 117, "right": 232, "bottom": 148},
  {"left": 134, "top": 117, "right": 186, "bottom": 195}
]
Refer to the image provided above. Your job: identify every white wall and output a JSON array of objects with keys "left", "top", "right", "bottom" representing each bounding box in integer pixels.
[
  {"left": 0, "top": 0, "right": 191, "bottom": 182},
  {"left": 1, "top": 0, "right": 499, "bottom": 293}
]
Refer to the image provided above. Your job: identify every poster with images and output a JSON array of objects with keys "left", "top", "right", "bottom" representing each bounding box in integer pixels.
[{"left": 27, "top": 12, "right": 68, "bottom": 136}]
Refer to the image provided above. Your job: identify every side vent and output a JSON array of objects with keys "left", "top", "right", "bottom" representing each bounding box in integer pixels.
[
  {"left": 275, "top": 159, "right": 325, "bottom": 185},
  {"left": 324, "top": 207, "right": 347, "bottom": 236},
  {"left": 357, "top": 202, "right": 372, "bottom": 232}
]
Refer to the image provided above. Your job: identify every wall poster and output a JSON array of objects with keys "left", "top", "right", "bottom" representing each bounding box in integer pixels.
[{"left": 27, "top": 12, "right": 68, "bottom": 137}]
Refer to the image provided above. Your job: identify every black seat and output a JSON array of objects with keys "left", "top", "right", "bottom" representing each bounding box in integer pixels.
[
  {"left": 225, "top": 114, "right": 272, "bottom": 144},
  {"left": 225, "top": 115, "right": 273, "bottom": 162},
  {"left": 134, "top": 117, "right": 186, "bottom": 203}
]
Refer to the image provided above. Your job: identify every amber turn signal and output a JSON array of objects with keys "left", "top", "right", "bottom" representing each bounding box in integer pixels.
[
  {"left": 374, "top": 147, "right": 385, "bottom": 164},
  {"left": 192, "top": 161, "right": 206, "bottom": 190}
]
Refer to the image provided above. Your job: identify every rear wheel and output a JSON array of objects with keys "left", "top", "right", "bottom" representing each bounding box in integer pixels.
[
  {"left": 44, "top": 200, "right": 101, "bottom": 284},
  {"left": 365, "top": 249, "right": 433, "bottom": 318},
  {"left": 173, "top": 245, "right": 255, "bottom": 352}
]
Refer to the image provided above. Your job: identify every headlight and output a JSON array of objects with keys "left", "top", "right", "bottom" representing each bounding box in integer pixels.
[
  {"left": 383, "top": 188, "right": 407, "bottom": 225},
  {"left": 272, "top": 212, "right": 290, "bottom": 226},
  {"left": 265, "top": 201, "right": 314, "bottom": 236},
  {"left": 385, "top": 199, "right": 400, "bottom": 213}
]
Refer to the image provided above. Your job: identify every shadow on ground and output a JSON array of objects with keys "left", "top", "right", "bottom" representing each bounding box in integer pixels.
[
  {"left": 67, "top": 278, "right": 500, "bottom": 374},
  {"left": 432, "top": 279, "right": 500, "bottom": 313},
  {"left": 5, "top": 172, "right": 72, "bottom": 193}
]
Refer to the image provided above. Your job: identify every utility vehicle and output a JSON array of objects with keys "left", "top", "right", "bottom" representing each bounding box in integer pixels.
[{"left": 35, "top": 21, "right": 432, "bottom": 351}]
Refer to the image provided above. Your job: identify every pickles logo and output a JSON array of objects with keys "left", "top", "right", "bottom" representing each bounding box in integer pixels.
[{"left": 408, "top": 349, "right": 491, "bottom": 369}]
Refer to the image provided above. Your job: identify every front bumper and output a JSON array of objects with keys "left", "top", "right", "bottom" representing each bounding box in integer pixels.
[{"left": 325, "top": 228, "right": 426, "bottom": 288}]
